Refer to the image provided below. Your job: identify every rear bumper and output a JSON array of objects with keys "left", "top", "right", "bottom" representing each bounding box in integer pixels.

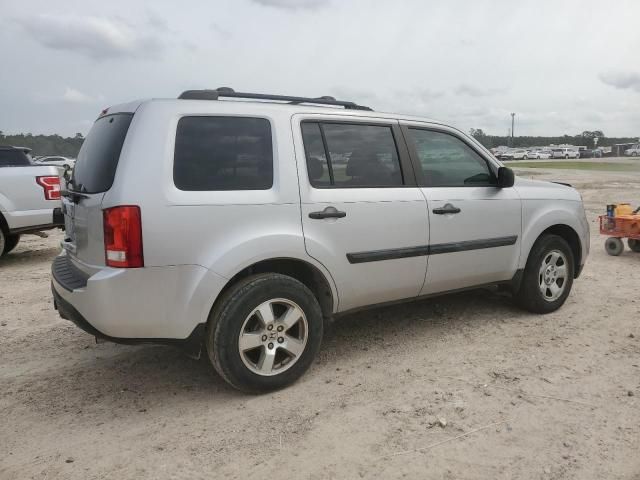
[
  {"left": 50, "top": 252, "right": 227, "bottom": 340},
  {"left": 52, "top": 285, "right": 204, "bottom": 354}
]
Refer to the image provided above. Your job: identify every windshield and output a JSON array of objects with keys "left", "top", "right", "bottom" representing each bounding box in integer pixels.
[{"left": 72, "top": 113, "right": 133, "bottom": 193}]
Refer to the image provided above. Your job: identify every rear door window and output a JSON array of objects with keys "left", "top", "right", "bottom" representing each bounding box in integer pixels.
[
  {"left": 174, "top": 116, "right": 273, "bottom": 191},
  {"left": 72, "top": 113, "right": 133, "bottom": 193},
  {"left": 301, "top": 122, "right": 403, "bottom": 188}
]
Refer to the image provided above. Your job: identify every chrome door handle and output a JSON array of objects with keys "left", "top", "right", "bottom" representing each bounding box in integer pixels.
[
  {"left": 432, "top": 203, "right": 461, "bottom": 215},
  {"left": 309, "top": 206, "right": 347, "bottom": 219}
]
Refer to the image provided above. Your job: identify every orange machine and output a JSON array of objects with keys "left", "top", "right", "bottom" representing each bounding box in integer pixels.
[{"left": 599, "top": 203, "right": 640, "bottom": 256}]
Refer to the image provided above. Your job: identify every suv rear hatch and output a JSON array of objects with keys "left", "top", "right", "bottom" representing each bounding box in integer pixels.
[{"left": 62, "top": 111, "right": 133, "bottom": 270}]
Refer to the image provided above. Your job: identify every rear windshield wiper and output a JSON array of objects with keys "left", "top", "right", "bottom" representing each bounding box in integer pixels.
[{"left": 61, "top": 187, "right": 90, "bottom": 201}]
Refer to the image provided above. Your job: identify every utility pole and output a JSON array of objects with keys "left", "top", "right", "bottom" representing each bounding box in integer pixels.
[{"left": 510, "top": 113, "right": 515, "bottom": 147}]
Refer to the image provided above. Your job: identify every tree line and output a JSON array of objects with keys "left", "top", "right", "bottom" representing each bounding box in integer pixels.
[
  {"left": 0, "top": 131, "right": 84, "bottom": 158},
  {"left": 2, "top": 129, "right": 638, "bottom": 158},
  {"left": 469, "top": 129, "right": 638, "bottom": 149}
]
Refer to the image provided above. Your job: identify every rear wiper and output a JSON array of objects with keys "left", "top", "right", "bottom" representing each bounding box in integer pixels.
[{"left": 61, "top": 187, "right": 90, "bottom": 201}]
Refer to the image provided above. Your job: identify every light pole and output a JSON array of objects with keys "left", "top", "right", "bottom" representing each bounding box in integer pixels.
[{"left": 510, "top": 113, "right": 515, "bottom": 147}]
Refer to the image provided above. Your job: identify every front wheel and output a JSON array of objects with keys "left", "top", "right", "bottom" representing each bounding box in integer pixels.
[
  {"left": 515, "top": 234, "right": 574, "bottom": 313},
  {"left": 628, "top": 238, "right": 640, "bottom": 253},
  {"left": 206, "top": 273, "right": 323, "bottom": 393}
]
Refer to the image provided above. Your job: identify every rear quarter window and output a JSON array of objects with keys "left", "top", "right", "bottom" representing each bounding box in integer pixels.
[
  {"left": 173, "top": 116, "right": 273, "bottom": 191},
  {"left": 72, "top": 113, "right": 133, "bottom": 193}
]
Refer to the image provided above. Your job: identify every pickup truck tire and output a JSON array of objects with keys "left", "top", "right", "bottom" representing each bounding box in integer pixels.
[
  {"left": 628, "top": 239, "right": 640, "bottom": 253},
  {"left": 515, "top": 234, "right": 574, "bottom": 314},
  {"left": 206, "top": 273, "right": 323, "bottom": 393},
  {"left": 2, "top": 234, "right": 20, "bottom": 255}
]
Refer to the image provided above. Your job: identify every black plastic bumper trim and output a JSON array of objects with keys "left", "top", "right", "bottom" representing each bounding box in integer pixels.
[{"left": 52, "top": 255, "right": 89, "bottom": 291}]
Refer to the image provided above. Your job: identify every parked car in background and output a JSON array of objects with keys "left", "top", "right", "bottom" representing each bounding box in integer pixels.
[
  {"left": 511, "top": 149, "right": 528, "bottom": 160},
  {"left": 51, "top": 88, "right": 590, "bottom": 392},
  {"left": 529, "top": 150, "right": 552, "bottom": 159},
  {"left": 0, "top": 146, "right": 63, "bottom": 257},
  {"left": 523, "top": 149, "right": 546, "bottom": 159},
  {"left": 624, "top": 144, "right": 640, "bottom": 156},
  {"left": 552, "top": 148, "right": 580, "bottom": 159},
  {"left": 498, "top": 150, "right": 514, "bottom": 160},
  {"left": 34, "top": 156, "right": 75, "bottom": 170},
  {"left": 576, "top": 149, "right": 601, "bottom": 158}
]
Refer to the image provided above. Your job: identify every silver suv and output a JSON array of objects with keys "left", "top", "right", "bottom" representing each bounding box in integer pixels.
[{"left": 52, "top": 89, "right": 589, "bottom": 392}]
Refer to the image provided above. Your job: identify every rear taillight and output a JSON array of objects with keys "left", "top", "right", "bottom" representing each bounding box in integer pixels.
[
  {"left": 36, "top": 176, "right": 61, "bottom": 200},
  {"left": 103, "top": 206, "right": 143, "bottom": 268}
]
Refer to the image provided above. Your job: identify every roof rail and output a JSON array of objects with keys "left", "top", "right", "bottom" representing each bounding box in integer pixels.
[{"left": 178, "top": 88, "right": 372, "bottom": 111}]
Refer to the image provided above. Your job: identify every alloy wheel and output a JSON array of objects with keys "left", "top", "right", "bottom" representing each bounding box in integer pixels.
[
  {"left": 238, "top": 298, "right": 308, "bottom": 376},
  {"left": 538, "top": 250, "right": 568, "bottom": 301}
]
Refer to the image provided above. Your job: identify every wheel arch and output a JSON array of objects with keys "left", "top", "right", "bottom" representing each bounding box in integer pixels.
[
  {"left": 540, "top": 224, "right": 582, "bottom": 275},
  {"left": 0, "top": 210, "right": 8, "bottom": 234},
  {"left": 523, "top": 223, "right": 582, "bottom": 278},
  {"left": 211, "top": 257, "right": 337, "bottom": 325}
]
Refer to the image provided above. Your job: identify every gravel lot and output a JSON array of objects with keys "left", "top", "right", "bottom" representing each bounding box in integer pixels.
[{"left": 1, "top": 167, "right": 639, "bottom": 479}]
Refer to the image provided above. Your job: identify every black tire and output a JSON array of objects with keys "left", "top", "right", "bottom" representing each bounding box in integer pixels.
[
  {"left": 605, "top": 237, "right": 624, "bottom": 256},
  {"left": 0, "top": 227, "right": 5, "bottom": 257},
  {"left": 628, "top": 238, "right": 640, "bottom": 253},
  {"left": 206, "top": 273, "right": 323, "bottom": 393},
  {"left": 515, "top": 234, "right": 574, "bottom": 314},
  {"left": 2, "top": 234, "right": 20, "bottom": 255}
]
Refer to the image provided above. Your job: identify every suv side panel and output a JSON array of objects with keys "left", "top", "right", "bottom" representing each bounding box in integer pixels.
[
  {"left": 400, "top": 122, "right": 523, "bottom": 294},
  {"left": 293, "top": 114, "right": 430, "bottom": 312}
]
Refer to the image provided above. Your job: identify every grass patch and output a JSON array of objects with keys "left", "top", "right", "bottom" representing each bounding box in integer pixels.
[{"left": 505, "top": 161, "right": 640, "bottom": 172}]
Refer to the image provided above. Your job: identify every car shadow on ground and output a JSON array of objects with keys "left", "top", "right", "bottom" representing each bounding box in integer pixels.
[
  {"left": 0, "top": 246, "right": 61, "bottom": 268},
  {"left": 8, "top": 287, "right": 529, "bottom": 418}
]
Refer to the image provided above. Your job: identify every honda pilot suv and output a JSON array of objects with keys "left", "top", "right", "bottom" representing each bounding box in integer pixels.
[{"left": 52, "top": 89, "right": 589, "bottom": 392}]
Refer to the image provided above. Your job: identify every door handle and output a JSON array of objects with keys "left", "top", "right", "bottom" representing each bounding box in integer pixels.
[
  {"left": 309, "top": 206, "right": 347, "bottom": 220},
  {"left": 432, "top": 203, "right": 461, "bottom": 215}
]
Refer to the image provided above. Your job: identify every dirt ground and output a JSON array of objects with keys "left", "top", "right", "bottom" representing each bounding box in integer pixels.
[{"left": 1, "top": 167, "right": 639, "bottom": 480}]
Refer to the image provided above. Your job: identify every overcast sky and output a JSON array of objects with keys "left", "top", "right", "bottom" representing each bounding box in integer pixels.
[{"left": 1, "top": 0, "right": 639, "bottom": 137}]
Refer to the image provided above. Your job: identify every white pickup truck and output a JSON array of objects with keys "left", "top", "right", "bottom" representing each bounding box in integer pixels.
[{"left": 0, "top": 146, "right": 64, "bottom": 256}]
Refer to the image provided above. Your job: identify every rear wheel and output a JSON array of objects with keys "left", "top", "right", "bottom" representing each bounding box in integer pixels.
[
  {"left": 605, "top": 237, "right": 624, "bottom": 256},
  {"left": 628, "top": 238, "right": 640, "bottom": 253},
  {"left": 515, "top": 234, "right": 574, "bottom": 313},
  {"left": 206, "top": 273, "right": 323, "bottom": 393},
  {"left": 2, "top": 234, "right": 20, "bottom": 255},
  {"left": 0, "top": 228, "right": 5, "bottom": 257}
]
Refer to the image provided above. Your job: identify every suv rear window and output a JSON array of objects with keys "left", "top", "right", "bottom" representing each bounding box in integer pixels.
[
  {"left": 72, "top": 113, "right": 133, "bottom": 193},
  {"left": 0, "top": 149, "right": 31, "bottom": 167},
  {"left": 174, "top": 116, "right": 273, "bottom": 191}
]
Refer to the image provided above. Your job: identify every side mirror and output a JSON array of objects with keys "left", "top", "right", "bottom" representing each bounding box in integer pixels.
[{"left": 497, "top": 166, "right": 515, "bottom": 188}]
